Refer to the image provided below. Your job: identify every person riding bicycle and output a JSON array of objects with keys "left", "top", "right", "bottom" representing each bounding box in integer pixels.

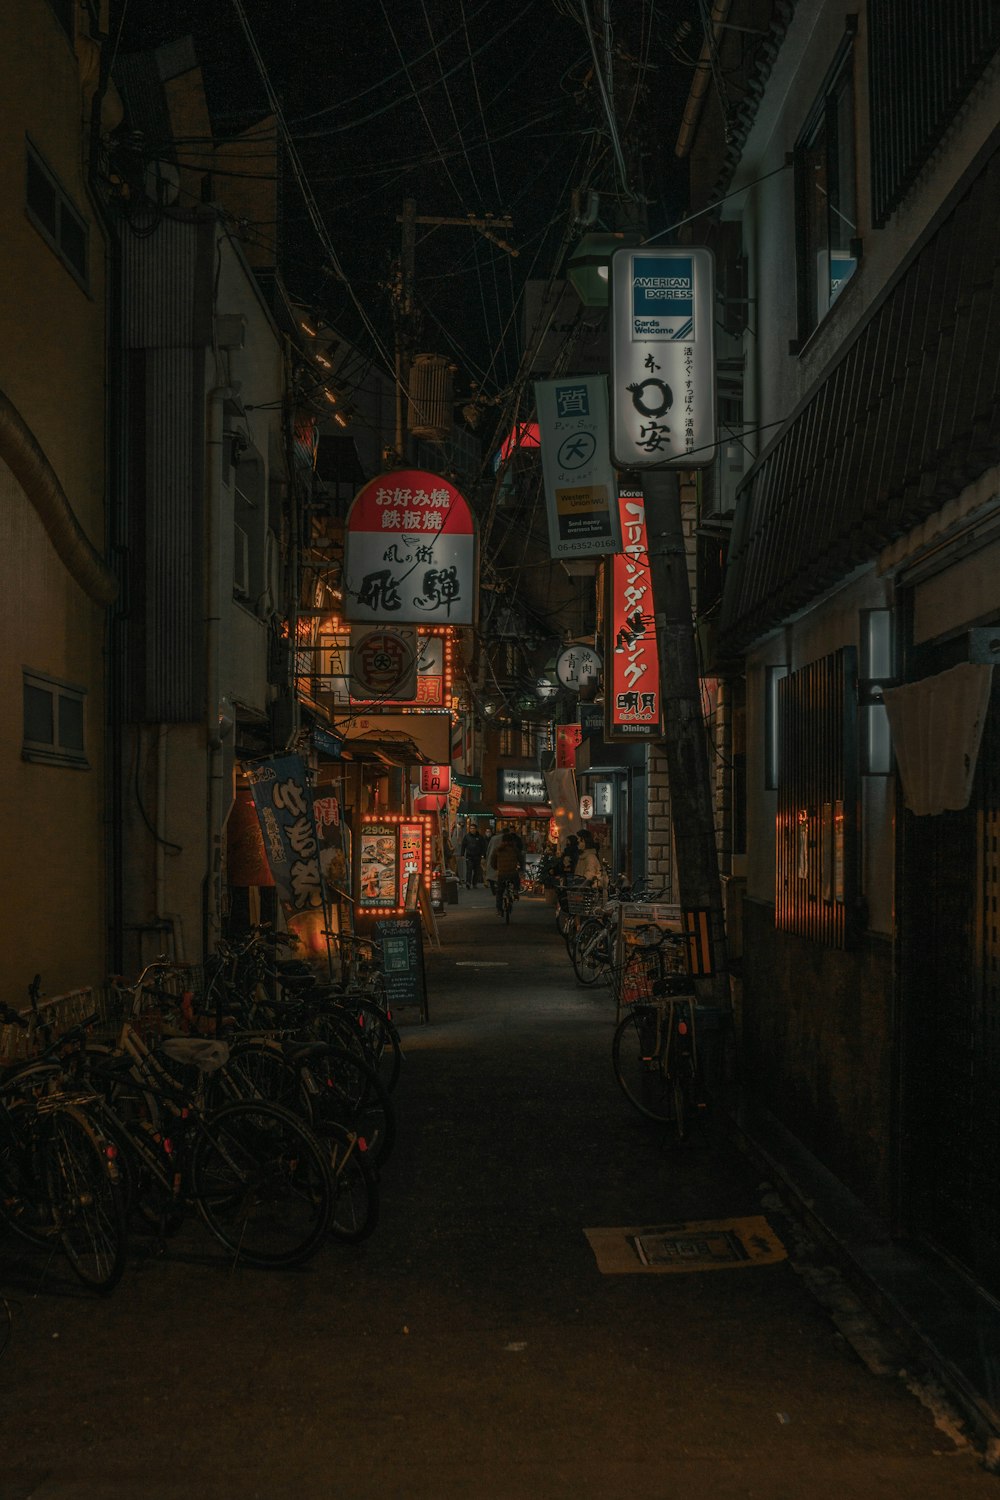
[{"left": 494, "top": 832, "right": 521, "bottom": 917}]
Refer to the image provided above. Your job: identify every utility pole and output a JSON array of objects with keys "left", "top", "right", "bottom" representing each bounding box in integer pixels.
[
  {"left": 643, "top": 467, "right": 729, "bottom": 1002},
  {"left": 391, "top": 200, "right": 517, "bottom": 464}
]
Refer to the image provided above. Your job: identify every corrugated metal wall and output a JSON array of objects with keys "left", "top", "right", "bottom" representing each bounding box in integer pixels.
[
  {"left": 720, "top": 140, "right": 1000, "bottom": 654},
  {"left": 869, "top": 0, "right": 1000, "bottom": 227},
  {"left": 121, "top": 218, "right": 208, "bottom": 721}
]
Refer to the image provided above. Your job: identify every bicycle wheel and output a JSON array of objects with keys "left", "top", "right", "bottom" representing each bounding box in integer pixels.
[
  {"left": 322, "top": 1121, "right": 380, "bottom": 1243},
  {"left": 300, "top": 1046, "right": 396, "bottom": 1166},
  {"left": 611, "top": 1007, "right": 677, "bottom": 1124},
  {"left": 571, "top": 918, "right": 613, "bottom": 985},
  {"left": 44, "top": 1104, "right": 127, "bottom": 1294},
  {"left": 331, "top": 996, "right": 403, "bottom": 1095},
  {"left": 192, "top": 1100, "right": 332, "bottom": 1268},
  {"left": 213, "top": 1038, "right": 308, "bottom": 1118},
  {"left": 0, "top": 1095, "right": 56, "bottom": 1247}
]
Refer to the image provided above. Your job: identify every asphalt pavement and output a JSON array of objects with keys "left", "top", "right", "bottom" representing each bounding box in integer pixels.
[{"left": 3, "top": 888, "right": 997, "bottom": 1498}]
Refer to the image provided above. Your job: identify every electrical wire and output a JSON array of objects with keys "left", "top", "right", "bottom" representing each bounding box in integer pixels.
[{"left": 229, "top": 0, "right": 400, "bottom": 393}]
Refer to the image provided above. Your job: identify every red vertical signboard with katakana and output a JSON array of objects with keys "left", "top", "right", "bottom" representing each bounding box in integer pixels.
[{"left": 606, "top": 488, "right": 662, "bottom": 740}]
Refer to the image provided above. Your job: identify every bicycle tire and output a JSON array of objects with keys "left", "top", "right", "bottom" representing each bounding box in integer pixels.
[
  {"left": 320, "top": 1120, "right": 380, "bottom": 1243},
  {"left": 192, "top": 1100, "right": 332, "bottom": 1268},
  {"left": 44, "top": 1104, "right": 128, "bottom": 1294},
  {"left": 85, "top": 1046, "right": 181, "bottom": 1234},
  {"left": 611, "top": 1007, "right": 677, "bottom": 1124},
  {"left": 0, "top": 1094, "right": 56, "bottom": 1247},
  {"left": 571, "top": 918, "right": 613, "bottom": 985},
  {"left": 300, "top": 1046, "right": 396, "bottom": 1166},
  {"left": 330, "top": 996, "right": 403, "bottom": 1095},
  {"left": 213, "top": 1038, "right": 308, "bottom": 1119}
]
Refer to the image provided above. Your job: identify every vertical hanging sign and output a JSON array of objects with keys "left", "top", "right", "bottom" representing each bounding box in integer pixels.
[
  {"left": 609, "top": 246, "right": 716, "bottom": 469},
  {"left": 534, "top": 376, "right": 623, "bottom": 557},
  {"left": 343, "top": 468, "right": 476, "bottom": 625},
  {"left": 606, "top": 488, "right": 663, "bottom": 740},
  {"left": 244, "top": 755, "right": 324, "bottom": 914}
]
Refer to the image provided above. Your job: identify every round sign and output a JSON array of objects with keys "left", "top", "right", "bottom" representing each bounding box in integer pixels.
[
  {"left": 579, "top": 794, "right": 594, "bottom": 820},
  {"left": 555, "top": 645, "right": 603, "bottom": 690},
  {"left": 535, "top": 676, "right": 559, "bottom": 701},
  {"left": 353, "top": 631, "right": 413, "bottom": 694}
]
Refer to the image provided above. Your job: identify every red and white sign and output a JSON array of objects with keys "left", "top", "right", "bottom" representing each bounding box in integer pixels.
[
  {"left": 419, "top": 764, "right": 451, "bottom": 794},
  {"left": 344, "top": 468, "right": 476, "bottom": 626},
  {"left": 556, "top": 724, "right": 583, "bottom": 769},
  {"left": 579, "top": 794, "right": 594, "bottom": 820},
  {"left": 607, "top": 488, "right": 662, "bottom": 739}
]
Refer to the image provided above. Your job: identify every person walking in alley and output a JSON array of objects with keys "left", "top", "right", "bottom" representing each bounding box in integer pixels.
[
  {"left": 493, "top": 831, "right": 521, "bottom": 917},
  {"left": 460, "top": 824, "right": 486, "bottom": 889}
]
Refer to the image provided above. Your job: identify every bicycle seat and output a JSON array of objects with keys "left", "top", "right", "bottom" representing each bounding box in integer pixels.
[{"left": 159, "top": 1038, "right": 231, "bottom": 1074}]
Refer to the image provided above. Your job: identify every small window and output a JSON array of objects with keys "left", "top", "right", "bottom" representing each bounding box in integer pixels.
[
  {"left": 24, "top": 141, "right": 89, "bottom": 290},
  {"left": 795, "top": 38, "right": 858, "bottom": 339},
  {"left": 23, "top": 670, "right": 89, "bottom": 768},
  {"left": 764, "top": 665, "right": 788, "bottom": 789}
]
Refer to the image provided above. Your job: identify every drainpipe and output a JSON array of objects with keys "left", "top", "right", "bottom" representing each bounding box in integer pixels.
[
  {"left": 155, "top": 723, "right": 187, "bottom": 961},
  {"left": 205, "top": 383, "right": 236, "bottom": 956},
  {"left": 0, "top": 389, "right": 118, "bottom": 605},
  {"left": 675, "top": 0, "right": 733, "bottom": 159}
]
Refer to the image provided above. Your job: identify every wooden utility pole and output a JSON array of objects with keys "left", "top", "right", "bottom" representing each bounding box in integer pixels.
[
  {"left": 391, "top": 200, "right": 517, "bottom": 463},
  {"left": 643, "top": 467, "right": 729, "bottom": 1003}
]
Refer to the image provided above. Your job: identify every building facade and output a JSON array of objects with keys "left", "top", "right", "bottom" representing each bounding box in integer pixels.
[
  {"left": 0, "top": 2, "right": 120, "bottom": 997},
  {"left": 683, "top": 0, "right": 1000, "bottom": 1290}
]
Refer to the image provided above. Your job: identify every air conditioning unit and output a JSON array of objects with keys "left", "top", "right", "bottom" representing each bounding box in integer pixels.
[{"left": 234, "top": 525, "right": 250, "bottom": 597}]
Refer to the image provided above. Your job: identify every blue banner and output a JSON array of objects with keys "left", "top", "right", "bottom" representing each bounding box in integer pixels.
[{"left": 244, "top": 755, "right": 323, "bottom": 914}]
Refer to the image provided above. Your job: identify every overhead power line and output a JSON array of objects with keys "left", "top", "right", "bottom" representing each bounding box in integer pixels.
[{"left": 228, "top": 0, "right": 399, "bottom": 389}]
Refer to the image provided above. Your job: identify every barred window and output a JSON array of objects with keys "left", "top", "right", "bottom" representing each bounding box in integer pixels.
[{"left": 775, "top": 648, "right": 858, "bottom": 947}]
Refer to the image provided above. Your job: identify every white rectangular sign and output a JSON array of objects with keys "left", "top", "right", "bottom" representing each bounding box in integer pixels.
[
  {"left": 535, "top": 376, "right": 623, "bottom": 557},
  {"left": 610, "top": 247, "right": 716, "bottom": 469}
]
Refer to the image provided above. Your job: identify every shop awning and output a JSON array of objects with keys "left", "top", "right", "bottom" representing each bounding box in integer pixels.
[{"left": 495, "top": 803, "right": 551, "bottom": 818}]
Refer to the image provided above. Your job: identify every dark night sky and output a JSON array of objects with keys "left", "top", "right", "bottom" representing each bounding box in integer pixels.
[{"left": 116, "top": 0, "right": 696, "bottom": 404}]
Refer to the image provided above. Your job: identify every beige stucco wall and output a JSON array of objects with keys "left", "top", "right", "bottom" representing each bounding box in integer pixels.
[{"left": 0, "top": 6, "right": 111, "bottom": 997}]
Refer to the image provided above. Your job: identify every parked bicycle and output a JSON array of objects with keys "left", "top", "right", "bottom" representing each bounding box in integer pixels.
[
  {"left": 87, "top": 966, "right": 335, "bottom": 1268},
  {"left": 0, "top": 997, "right": 126, "bottom": 1293},
  {"left": 609, "top": 934, "right": 704, "bottom": 1137}
]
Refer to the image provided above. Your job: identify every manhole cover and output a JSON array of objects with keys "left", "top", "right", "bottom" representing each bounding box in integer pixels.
[{"left": 584, "top": 1216, "right": 786, "bottom": 1274}]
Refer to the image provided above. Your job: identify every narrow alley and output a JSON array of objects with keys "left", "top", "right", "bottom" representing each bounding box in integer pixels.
[{"left": 4, "top": 892, "right": 996, "bottom": 1499}]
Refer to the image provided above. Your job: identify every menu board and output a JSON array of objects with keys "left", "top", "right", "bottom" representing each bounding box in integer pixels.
[
  {"left": 399, "top": 822, "right": 425, "bottom": 886},
  {"left": 359, "top": 821, "right": 399, "bottom": 909},
  {"left": 372, "top": 913, "right": 428, "bottom": 1021}
]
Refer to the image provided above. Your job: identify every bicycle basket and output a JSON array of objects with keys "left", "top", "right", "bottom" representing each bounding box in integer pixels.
[
  {"left": 566, "top": 886, "right": 601, "bottom": 916},
  {"left": 611, "top": 949, "right": 661, "bottom": 1009}
]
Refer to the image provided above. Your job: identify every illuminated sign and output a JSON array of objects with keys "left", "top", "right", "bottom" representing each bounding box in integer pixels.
[
  {"left": 349, "top": 626, "right": 418, "bottom": 700},
  {"left": 610, "top": 247, "right": 716, "bottom": 469},
  {"left": 607, "top": 488, "right": 662, "bottom": 740},
  {"left": 344, "top": 468, "right": 476, "bottom": 625},
  {"left": 535, "top": 376, "right": 622, "bottom": 557},
  {"left": 319, "top": 628, "right": 451, "bottom": 708},
  {"left": 419, "top": 764, "right": 451, "bottom": 794},
  {"left": 555, "top": 645, "right": 602, "bottom": 690},
  {"left": 556, "top": 724, "right": 582, "bottom": 769},
  {"left": 358, "top": 813, "right": 434, "bottom": 915},
  {"left": 498, "top": 768, "right": 547, "bottom": 804}
]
